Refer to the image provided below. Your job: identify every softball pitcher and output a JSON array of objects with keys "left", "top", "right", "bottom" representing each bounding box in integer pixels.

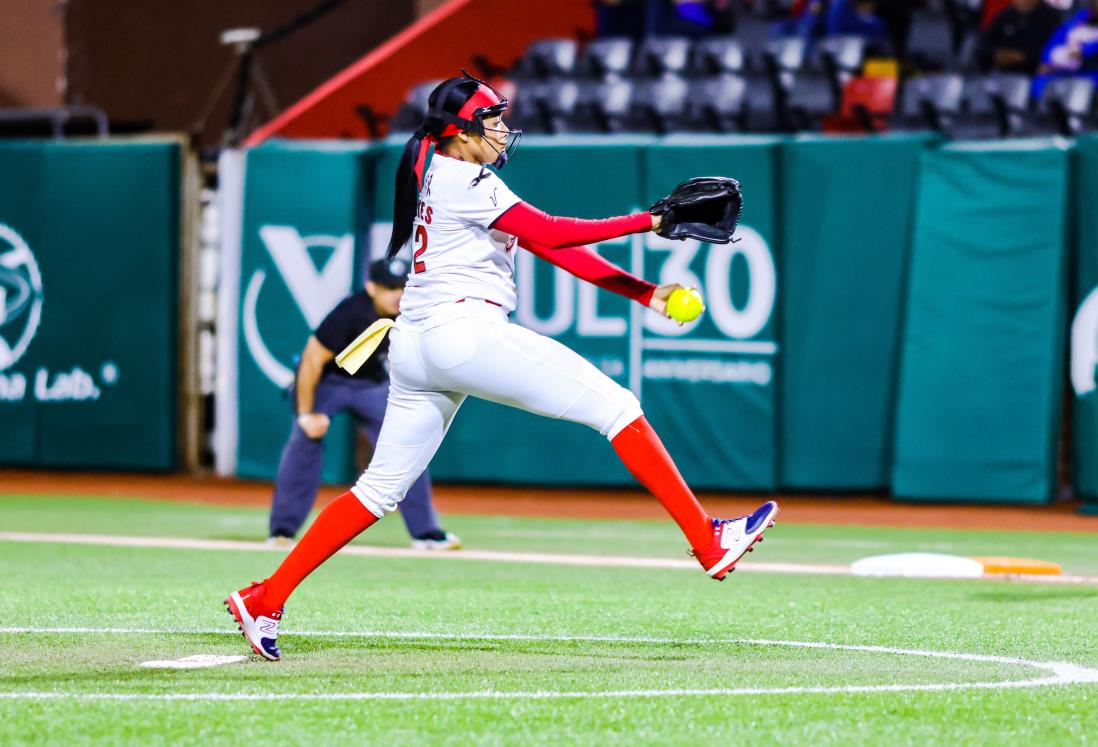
[{"left": 228, "top": 72, "right": 778, "bottom": 661}]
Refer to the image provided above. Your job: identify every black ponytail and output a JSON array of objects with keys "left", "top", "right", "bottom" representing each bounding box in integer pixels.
[
  {"left": 387, "top": 126, "right": 429, "bottom": 261},
  {"left": 386, "top": 78, "right": 481, "bottom": 261}
]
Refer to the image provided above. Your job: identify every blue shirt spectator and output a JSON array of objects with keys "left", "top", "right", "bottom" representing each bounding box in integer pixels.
[
  {"left": 827, "top": 0, "right": 889, "bottom": 42},
  {"left": 1033, "top": 2, "right": 1098, "bottom": 97},
  {"left": 771, "top": 0, "right": 828, "bottom": 50}
]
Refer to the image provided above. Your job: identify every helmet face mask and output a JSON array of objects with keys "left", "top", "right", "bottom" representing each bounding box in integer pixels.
[
  {"left": 489, "top": 127, "right": 522, "bottom": 168},
  {"left": 477, "top": 113, "right": 522, "bottom": 169}
]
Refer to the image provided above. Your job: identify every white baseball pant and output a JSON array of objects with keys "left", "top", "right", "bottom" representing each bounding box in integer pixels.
[{"left": 351, "top": 299, "right": 642, "bottom": 517}]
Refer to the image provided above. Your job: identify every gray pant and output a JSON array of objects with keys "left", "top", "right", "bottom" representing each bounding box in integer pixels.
[{"left": 269, "top": 375, "right": 441, "bottom": 539}]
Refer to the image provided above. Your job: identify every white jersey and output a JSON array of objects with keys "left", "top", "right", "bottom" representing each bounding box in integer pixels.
[{"left": 397, "top": 154, "right": 522, "bottom": 323}]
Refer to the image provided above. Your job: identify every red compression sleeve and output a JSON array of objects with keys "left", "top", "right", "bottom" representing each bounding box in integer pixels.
[
  {"left": 492, "top": 201, "right": 652, "bottom": 249},
  {"left": 524, "top": 240, "right": 656, "bottom": 306}
]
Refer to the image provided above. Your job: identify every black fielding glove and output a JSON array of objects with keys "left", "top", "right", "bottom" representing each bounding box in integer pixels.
[{"left": 650, "top": 176, "right": 743, "bottom": 244}]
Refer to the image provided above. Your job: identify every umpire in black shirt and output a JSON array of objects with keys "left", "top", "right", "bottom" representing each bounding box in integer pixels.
[{"left": 268, "top": 258, "right": 460, "bottom": 550}]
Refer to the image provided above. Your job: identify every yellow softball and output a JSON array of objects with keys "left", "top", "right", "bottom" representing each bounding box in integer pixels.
[{"left": 666, "top": 287, "right": 705, "bottom": 323}]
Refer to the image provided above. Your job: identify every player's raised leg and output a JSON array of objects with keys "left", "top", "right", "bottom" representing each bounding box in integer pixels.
[
  {"left": 424, "top": 305, "right": 778, "bottom": 579},
  {"left": 611, "top": 416, "right": 779, "bottom": 579}
]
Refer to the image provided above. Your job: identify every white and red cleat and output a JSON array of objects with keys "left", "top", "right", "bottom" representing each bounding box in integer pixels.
[
  {"left": 225, "top": 582, "right": 283, "bottom": 661},
  {"left": 691, "top": 501, "right": 779, "bottom": 581}
]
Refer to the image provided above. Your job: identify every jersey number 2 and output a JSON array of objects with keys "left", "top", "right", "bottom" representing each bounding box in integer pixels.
[{"left": 412, "top": 225, "right": 428, "bottom": 273}]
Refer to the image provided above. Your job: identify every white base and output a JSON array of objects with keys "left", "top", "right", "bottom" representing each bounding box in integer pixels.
[
  {"left": 140, "top": 655, "right": 247, "bottom": 669},
  {"left": 851, "top": 552, "right": 985, "bottom": 579}
]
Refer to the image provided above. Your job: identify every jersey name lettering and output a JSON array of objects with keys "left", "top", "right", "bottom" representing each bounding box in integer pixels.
[{"left": 416, "top": 201, "right": 433, "bottom": 225}]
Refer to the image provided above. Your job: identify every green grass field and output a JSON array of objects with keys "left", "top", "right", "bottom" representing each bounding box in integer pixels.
[{"left": 2, "top": 494, "right": 1098, "bottom": 745}]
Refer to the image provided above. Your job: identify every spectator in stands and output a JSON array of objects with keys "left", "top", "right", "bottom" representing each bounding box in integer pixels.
[
  {"left": 826, "top": 0, "right": 890, "bottom": 42},
  {"left": 982, "top": 0, "right": 1013, "bottom": 31},
  {"left": 774, "top": 0, "right": 899, "bottom": 54},
  {"left": 645, "top": 0, "right": 738, "bottom": 38},
  {"left": 594, "top": 0, "right": 647, "bottom": 39},
  {"left": 709, "top": 0, "right": 738, "bottom": 33},
  {"left": 771, "top": 0, "right": 828, "bottom": 49},
  {"left": 1034, "top": 0, "right": 1098, "bottom": 96},
  {"left": 596, "top": 0, "right": 736, "bottom": 39},
  {"left": 873, "top": 0, "right": 914, "bottom": 56},
  {"left": 976, "top": 0, "right": 1064, "bottom": 75}
]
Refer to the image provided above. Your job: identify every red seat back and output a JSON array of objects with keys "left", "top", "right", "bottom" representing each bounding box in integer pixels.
[{"left": 840, "top": 76, "right": 898, "bottom": 118}]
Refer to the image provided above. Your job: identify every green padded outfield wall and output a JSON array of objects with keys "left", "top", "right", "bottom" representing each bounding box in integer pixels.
[
  {"left": 892, "top": 141, "right": 1070, "bottom": 503},
  {"left": 1071, "top": 134, "right": 1098, "bottom": 509},
  {"left": 0, "top": 140, "right": 181, "bottom": 469},
  {"left": 372, "top": 136, "right": 781, "bottom": 489},
  {"left": 235, "top": 141, "right": 373, "bottom": 482},
  {"left": 779, "top": 134, "right": 932, "bottom": 490}
]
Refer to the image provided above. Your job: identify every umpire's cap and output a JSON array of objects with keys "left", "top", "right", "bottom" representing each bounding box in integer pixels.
[{"left": 369, "top": 258, "right": 409, "bottom": 289}]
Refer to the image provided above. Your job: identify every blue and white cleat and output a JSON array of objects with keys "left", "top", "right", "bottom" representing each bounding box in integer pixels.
[
  {"left": 225, "top": 582, "right": 283, "bottom": 661},
  {"left": 691, "top": 501, "right": 779, "bottom": 581}
]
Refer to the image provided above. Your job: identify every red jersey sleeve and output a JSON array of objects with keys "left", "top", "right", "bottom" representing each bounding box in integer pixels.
[
  {"left": 492, "top": 201, "right": 652, "bottom": 249},
  {"left": 522, "top": 240, "right": 656, "bottom": 306}
]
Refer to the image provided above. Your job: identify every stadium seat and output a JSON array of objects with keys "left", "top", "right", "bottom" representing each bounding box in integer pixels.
[
  {"left": 570, "top": 79, "right": 635, "bottom": 132},
  {"left": 979, "top": 74, "right": 1033, "bottom": 137},
  {"left": 942, "top": 0, "right": 983, "bottom": 57},
  {"left": 577, "top": 38, "right": 634, "bottom": 79},
  {"left": 513, "top": 79, "right": 581, "bottom": 134},
  {"left": 690, "top": 34, "right": 775, "bottom": 129},
  {"left": 946, "top": 74, "right": 1003, "bottom": 139},
  {"left": 907, "top": 3, "right": 958, "bottom": 70},
  {"left": 784, "top": 36, "right": 868, "bottom": 131},
  {"left": 630, "top": 73, "right": 690, "bottom": 133},
  {"left": 1038, "top": 77, "right": 1097, "bottom": 136},
  {"left": 734, "top": 3, "right": 777, "bottom": 70},
  {"left": 518, "top": 39, "right": 578, "bottom": 79},
  {"left": 690, "top": 36, "right": 746, "bottom": 75},
  {"left": 684, "top": 74, "right": 749, "bottom": 133},
  {"left": 762, "top": 37, "right": 806, "bottom": 130},
  {"left": 823, "top": 76, "right": 898, "bottom": 133},
  {"left": 817, "top": 35, "right": 868, "bottom": 79},
  {"left": 763, "top": 36, "right": 807, "bottom": 77},
  {"left": 900, "top": 73, "right": 965, "bottom": 134},
  {"left": 389, "top": 79, "right": 443, "bottom": 133},
  {"left": 633, "top": 36, "right": 693, "bottom": 76}
]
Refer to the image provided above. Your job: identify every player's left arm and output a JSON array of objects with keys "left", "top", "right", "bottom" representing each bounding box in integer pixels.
[
  {"left": 521, "top": 240, "right": 680, "bottom": 316},
  {"left": 492, "top": 201, "right": 655, "bottom": 249}
]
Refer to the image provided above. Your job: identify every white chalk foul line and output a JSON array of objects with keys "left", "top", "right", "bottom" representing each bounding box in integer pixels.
[
  {"left": 0, "top": 630, "right": 1096, "bottom": 701},
  {"left": 0, "top": 531, "right": 846, "bottom": 576},
  {"left": 2, "top": 531, "right": 1096, "bottom": 584}
]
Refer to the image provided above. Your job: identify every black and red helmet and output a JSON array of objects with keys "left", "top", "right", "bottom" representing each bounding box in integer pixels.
[{"left": 425, "top": 70, "right": 522, "bottom": 167}]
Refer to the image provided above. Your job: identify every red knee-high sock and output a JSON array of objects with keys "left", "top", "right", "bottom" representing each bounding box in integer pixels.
[
  {"left": 611, "top": 416, "right": 712, "bottom": 550},
  {"left": 262, "top": 491, "right": 378, "bottom": 608}
]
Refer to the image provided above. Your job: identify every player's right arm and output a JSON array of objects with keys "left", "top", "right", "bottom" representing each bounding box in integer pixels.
[{"left": 295, "top": 335, "right": 334, "bottom": 439}]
